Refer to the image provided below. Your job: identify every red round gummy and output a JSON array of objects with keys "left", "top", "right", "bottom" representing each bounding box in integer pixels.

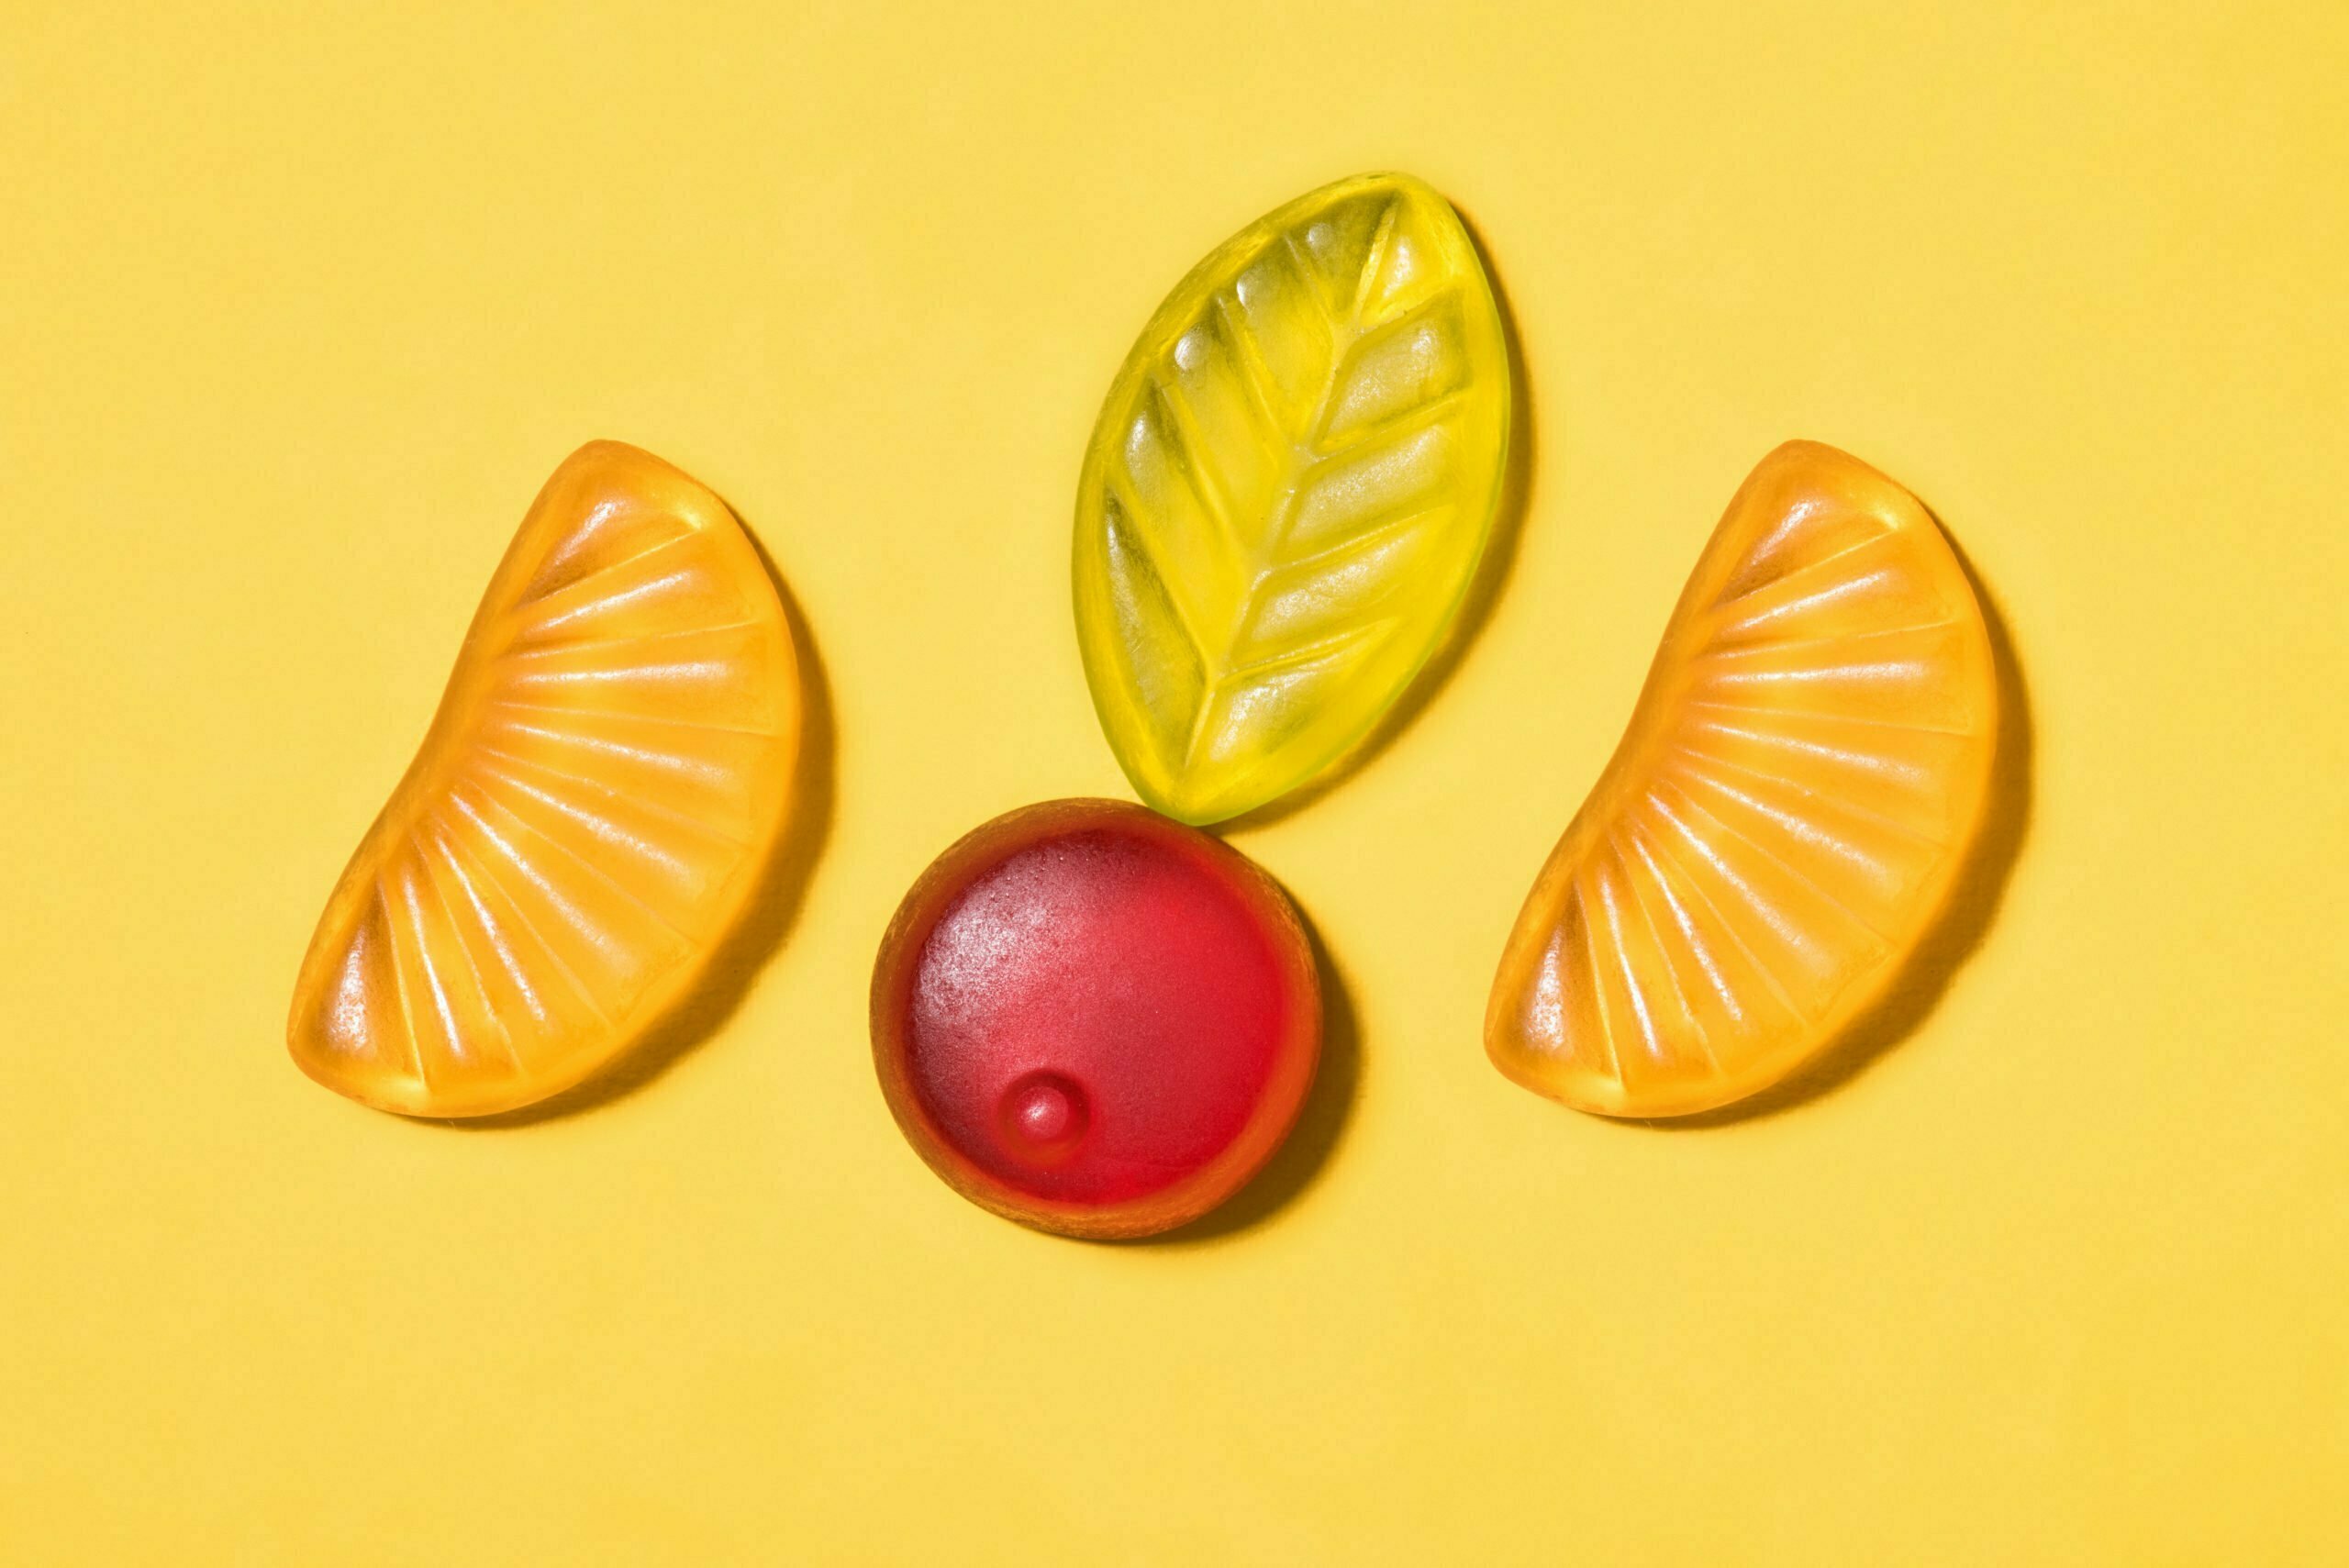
[{"left": 871, "top": 799, "right": 1321, "bottom": 1239}]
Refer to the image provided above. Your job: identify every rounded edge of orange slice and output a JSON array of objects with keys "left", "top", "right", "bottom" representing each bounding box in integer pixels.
[
  {"left": 288, "top": 440, "right": 800, "bottom": 1118},
  {"left": 1487, "top": 440, "right": 1998, "bottom": 1118}
]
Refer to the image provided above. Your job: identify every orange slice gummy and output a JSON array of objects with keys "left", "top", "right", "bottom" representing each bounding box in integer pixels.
[
  {"left": 1487, "top": 441, "right": 1997, "bottom": 1118},
  {"left": 288, "top": 441, "right": 800, "bottom": 1118}
]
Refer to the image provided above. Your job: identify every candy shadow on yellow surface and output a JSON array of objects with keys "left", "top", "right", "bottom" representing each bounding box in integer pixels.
[
  {"left": 445, "top": 522, "right": 836, "bottom": 1129},
  {"left": 1222, "top": 213, "right": 1535, "bottom": 834},
  {"left": 1142, "top": 905, "right": 1360, "bottom": 1245},
  {"left": 1648, "top": 533, "right": 2032, "bottom": 1129}
]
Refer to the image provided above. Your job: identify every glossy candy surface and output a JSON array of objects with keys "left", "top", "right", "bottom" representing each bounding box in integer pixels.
[
  {"left": 288, "top": 441, "right": 800, "bottom": 1117},
  {"left": 872, "top": 800, "right": 1320, "bottom": 1239},
  {"left": 1488, "top": 442, "right": 1998, "bottom": 1118},
  {"left": 1074, "top": 172, "right": 1511, "bottom": 825}
]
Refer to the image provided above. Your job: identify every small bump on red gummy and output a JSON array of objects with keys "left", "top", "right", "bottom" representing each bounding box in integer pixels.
[{"left": 999, "top": 1071, "right": 1088, "bottom": 1163}]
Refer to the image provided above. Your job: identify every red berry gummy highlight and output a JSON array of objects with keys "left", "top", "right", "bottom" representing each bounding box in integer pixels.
[{"left": 871, "top": 799, "right": 1320, "bottom": 1239}]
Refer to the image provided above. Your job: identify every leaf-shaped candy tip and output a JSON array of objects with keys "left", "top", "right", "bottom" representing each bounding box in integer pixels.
[{"left": 1073, "top": 172, "right": 1512, "bottom": 824}]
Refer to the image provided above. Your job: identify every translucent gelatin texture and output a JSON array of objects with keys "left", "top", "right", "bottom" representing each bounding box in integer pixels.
[
  {"left": 1488, "top": 442, "right": 1998, "bottom": 1118},
  {"left": 288, "top": 442, "right": 800, "bottom": 1117},
  {"left": 872, "top": 800, "right": 1320, "bottom": 1239},
  {"left": 1074, "top": 172, "right": 1511, "bottom": 824}
]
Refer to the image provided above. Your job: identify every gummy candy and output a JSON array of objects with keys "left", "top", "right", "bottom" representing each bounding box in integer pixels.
[
  {"left": 871, "top": 799, "right": 1320, "bottom": 1239},
  {"left": 1074, "top": 172, "right": 1511, "bottom": 825},
  {"left": 1486, "top": 442, "right": 1997, "bottom": 1118},
  {"left": 288, "top": 441, "right": 800, "bottom": 1118}
]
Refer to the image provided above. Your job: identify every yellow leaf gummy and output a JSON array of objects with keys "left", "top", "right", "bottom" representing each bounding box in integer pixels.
[
  {"left": 288, "top": 441, "right": 800, "bottom": 1118},
  {"left": 1487, "top": 442, "right": 1998, "bottom": 1118},
  {"left": 1074, "top": 172, "right": 1511, "bottom": 824}
]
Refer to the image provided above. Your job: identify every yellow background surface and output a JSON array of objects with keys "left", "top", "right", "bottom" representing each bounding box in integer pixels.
[{"left": 4, "top": 3, "right": 2345, "bottom": 1562}]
